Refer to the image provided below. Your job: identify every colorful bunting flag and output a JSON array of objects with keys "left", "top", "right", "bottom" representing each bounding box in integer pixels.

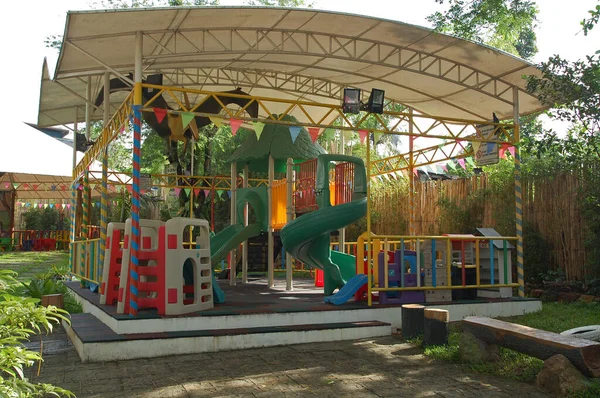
[
  {"left": 447, "top": 161, "right": 456, "bottom": 170},
  {"left": 373, "top": 132, "right": 383, "bottom": 144},
  {"left": 412, "top": 168, "right": 418, "bottom": 176},
  {"left": 252, "top": 122, "right": 266, "bottom": 140},
  {"left": 442, "top": 164, "right": 448, "bottom": 172},
  {"left": 458, "top": 158, "right": 466, "bottom": 169},
  {"left": 209, "top": 115, "right": 224, "bottom": 127},
  {"left": 466, "top": 157, "right": 476, "bottom": 167},
  {"left": 472, "top": 141, "right": 481, "bottom": 154},
  {"left": 358, "top": 130, "right": 368, "bottom": 144},
  {"left": 67, "top": 204, "right": 71, "bottom": 209},
  {"left": 183, "top": 188, "right": 191, "bottom": 196},
  {"left": 49, "top": 204, "right": 54, "bottom": 208},
  {"left": 217, "top": 190, "right": 224, "bottom": 198},
  {"left": 62, "top": 204, "right": 66, "bottom": 209},
  {"left": 486, "top": 142, "right": 494, "bottom": 155},
  {"left": 3, "top": 183, "right": 8, "bottom": 189},
  {"left": 508, "top": 146, "right": 515, "bottom": 157},
  {"left": 193, "top": 188, "right": 200, "bottom": 197},
  {"left": 227, "top": 190, "right": 232, "bottom": 198},
  {"left": 308, "top": 127, "right": 320, "bottom": 143},
  {"left": 204, "top": 190, "right": 210, "bottom": 197},
  {"left": 33, "top": 185, "right": 38, "bottom": 191},
  {"left": 38, "top": 203, "right": 43, "bottom": 208},
  {"left": 230, "top": 119, "right": 243, "bottom": 136},
  {"left": 181, "top": 112, "right": 195, "bottom": 129},
  {"left": 289, "top": 126, "right": 301, "bottom": 143},
  {"left": 174, "top": 188, "right": 181, "bottom": 195},
  {"left": 12, "top": 183, "right": 18, "bottom": 189},
  {"left": 153, "top": 108, "right": 168, "bottom": 124}
]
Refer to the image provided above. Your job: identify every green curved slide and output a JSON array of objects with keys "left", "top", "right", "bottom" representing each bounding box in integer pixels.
[
  {"left": 280, "top": 154, "right": 367, "bottom": 296},
  {"left": 208, "top": 186, "right": 269, "bottom": 303}
]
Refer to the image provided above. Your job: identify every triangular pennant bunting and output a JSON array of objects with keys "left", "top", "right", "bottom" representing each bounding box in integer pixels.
[
  {"left": 183, "top": 188, "right": 191, "bottom": 196},
  {"left": 447, "top": 161, "right": 456, "bottom": 170},
  {"left": 289, "top": 126, "right": 301, "bottom": 143},
  {"left": 153, "top": 108, "right": 168, "bottom": 124},
  {"left": 308, "top": 127, "right": 320, "bottom": 143},
  {"left": 193, "top": 188, "right": 200, "bottom": 197},
  {"left": 373, "top": 132, "right": 383, "bottom": 144},
  {"left": 358, "top": 130, "right": 368, "bottom": 144},
  {"left": 181, "top": 112, "right": 195, "bottom": 129},
  {"left": 442, "top": 164, "right": 448, "bottom": 172},
  {"left": 230, "top": 119, "right": 243, "bottom": 136},
  {"left": 204, "top": 190, "right": 210, "bottom": 197},
  {"left": 508, "top": 146, "right": 515, "bottom": 157},
  {"left": 472, "top": 141, "right": 481, "bottom": 154},
  {"left": 412, "top": 168, "right": 418, "bottom": 176},
  {"left": 458, "top": 158, "right": 466, "bottom": 169},
  {"left": 252, "top": 122, "right": 266, "bottom": 140},
  {"left": 217, "top": 190, "right": 224, "bottom": 198},
  {"left": 227, "top": 191, "right": 232, "bottom": 198},
  {"left": 466, "top": 157, "right": 475, "bottom": 167},
  {"left": 209, "top": 116, "right": 224, "bottom": 127}
]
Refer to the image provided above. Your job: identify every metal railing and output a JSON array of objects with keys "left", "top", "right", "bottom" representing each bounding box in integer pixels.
[{"left": 71, "top": 239, "right": 102, "bottom": 284}]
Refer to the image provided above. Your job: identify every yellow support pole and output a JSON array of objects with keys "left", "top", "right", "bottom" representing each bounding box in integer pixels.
[
  {"left": 446, "top": 238, "right": 452, "bottom": 287},
  {"left": 366, "top": 132, "right": 372, "bottom": 306},
  {"left": 475, "top": 240, "right": 480, "bottom": 286}
]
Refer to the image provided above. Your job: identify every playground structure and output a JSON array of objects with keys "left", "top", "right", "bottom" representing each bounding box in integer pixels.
[{"left": 28, "top": 6, "right": 551, "bottom": 360}]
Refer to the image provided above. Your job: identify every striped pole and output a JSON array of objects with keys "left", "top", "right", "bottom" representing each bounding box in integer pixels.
[
  {"left": 81, "top": 170, "right": 89, "bottom": 277},
  {"left": 99, "top": 72, "right": 110, "bottom": 279},
  {"left": 129, "top": 31, "right": 143, "bottom": 317},
  {"left": 513, "top": 86, "right": 524, "bottom": 297},
  {"left": 129, "top": 103, "right": 142, "bottom": 316},
  {"left": 99, "top": 148, "right": 108, "bottom": 278}
]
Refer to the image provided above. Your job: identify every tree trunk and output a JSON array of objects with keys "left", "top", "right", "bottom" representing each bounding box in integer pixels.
[
  {"left": 401, "top": 304, "right": 425, "bottom": 339},
  {"left": 424, "top": 308, "right": 449, "bottom": 346}
]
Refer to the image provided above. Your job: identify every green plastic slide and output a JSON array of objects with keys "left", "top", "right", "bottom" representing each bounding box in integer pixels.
[{"left": 280, "top": 154, "right": 367, "bottom": 296}]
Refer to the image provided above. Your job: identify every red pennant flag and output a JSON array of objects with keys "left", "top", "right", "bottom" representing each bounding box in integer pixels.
[
  {"left": 153, "top": 108, "right": 168, "bottom": 124},
  {"left": 193, "top": 188, "right": 200, "bottom": 197},
  {"left": 230, "top": 119, "right": 243, "bottom": 136},
  {"left": 308, "top": 127, "right": 320, "bottom": 143},
  {"left": 33, "top": 184, "right": 38, "bottom": 191},
  {"left": 358, "top": 130, "right": 368, "bottom": 144},
  {"left": 412, "top": 168, "right": 418, "bottom": 176}
]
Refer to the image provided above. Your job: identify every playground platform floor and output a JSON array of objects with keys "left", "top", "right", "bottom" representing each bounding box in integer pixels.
[{"left": 67, "top": 277, "right": 536, "bottom": 321}]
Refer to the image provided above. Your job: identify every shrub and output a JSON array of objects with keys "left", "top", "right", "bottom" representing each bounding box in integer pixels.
[{"left": 0, "top": 270, "right": 73, "bottom": 397}]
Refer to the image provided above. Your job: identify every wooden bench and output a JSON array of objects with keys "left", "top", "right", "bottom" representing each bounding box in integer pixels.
[{"left": 462, "top": 316, "right": 600, "bottom": 378}]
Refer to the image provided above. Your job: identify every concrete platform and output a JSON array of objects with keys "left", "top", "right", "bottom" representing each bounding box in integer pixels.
[{"left": 64, "top": 277, "right": 541, "bottom": 362}]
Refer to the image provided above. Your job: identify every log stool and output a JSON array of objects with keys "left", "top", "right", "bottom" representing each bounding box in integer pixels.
[
  {"left": 424, "top": 308, "right": 449, "bottom": 346},
  {"left": 401, "top": 304, "right": 425, "bottom": 339}
]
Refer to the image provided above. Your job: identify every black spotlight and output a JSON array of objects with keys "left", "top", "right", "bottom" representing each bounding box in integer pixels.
[
  {"left": 367, "top": 88, "right": 385, "bottom": 114},
  {"left": 342, "top": 88, "right": 361, "bottom": 114}
]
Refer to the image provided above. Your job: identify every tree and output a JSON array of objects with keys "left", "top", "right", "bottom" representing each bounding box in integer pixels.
[{"left": 427, "top": 0, "right": 539, "bottom": 59}]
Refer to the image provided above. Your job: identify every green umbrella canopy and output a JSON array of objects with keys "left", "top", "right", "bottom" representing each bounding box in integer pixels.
[{"left": 229, "top": 115, "right": 326, "bottom": 173}]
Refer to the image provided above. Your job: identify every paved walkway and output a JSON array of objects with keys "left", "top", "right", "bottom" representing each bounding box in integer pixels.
[{"left": 26, "top": 330, "right": 551, "bottom": 398}]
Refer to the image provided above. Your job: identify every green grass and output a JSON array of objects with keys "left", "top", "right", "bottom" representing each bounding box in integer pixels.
[
  {"left": 0, "top": 251, "right": 69, "bottom": 282},
  {"left": 409, "top": 302, "right": 600, "bottom": 395}
]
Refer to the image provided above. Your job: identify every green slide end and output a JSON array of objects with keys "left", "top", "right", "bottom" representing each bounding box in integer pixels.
[{"left": 280, "top": 198, "right": 366, "bottom": 295}]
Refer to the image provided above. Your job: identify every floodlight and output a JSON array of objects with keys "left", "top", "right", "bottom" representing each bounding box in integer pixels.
[
  {"left": 342, "top": 88, "right": 361, "bottom": 114},
  {"left": 367, "top": 88, "right": 385, "bottom": 114}
]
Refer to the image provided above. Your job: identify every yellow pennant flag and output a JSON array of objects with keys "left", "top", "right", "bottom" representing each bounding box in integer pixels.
[
  {"left": 209, "top": 115, "right": 224, "bottom": 127},
  {"left": 472, "top": 141, "right": 481, "bottom": 154}
]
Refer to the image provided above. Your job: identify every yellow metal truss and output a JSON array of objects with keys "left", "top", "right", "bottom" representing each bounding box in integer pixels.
[{"left": 74, "top": 84, "right": 516, "bottom": 179}]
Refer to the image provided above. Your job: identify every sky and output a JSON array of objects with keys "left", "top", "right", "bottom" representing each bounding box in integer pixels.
[{"left": 1, "top": 0, "right": 599, "bottom": 127}]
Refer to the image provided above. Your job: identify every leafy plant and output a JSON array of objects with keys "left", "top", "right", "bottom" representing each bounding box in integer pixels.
[{"left": 0, "top": 270, "right": 73, "bottom": 397}]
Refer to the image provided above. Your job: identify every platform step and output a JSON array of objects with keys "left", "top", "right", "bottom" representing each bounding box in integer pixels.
[{"left": 64, "top": 313, "right": 391, "bottom": 363}]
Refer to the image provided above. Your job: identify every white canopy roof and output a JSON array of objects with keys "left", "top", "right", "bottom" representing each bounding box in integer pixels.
[{"left": 38, "top": 6, "right": 547, "bottom": 128}]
